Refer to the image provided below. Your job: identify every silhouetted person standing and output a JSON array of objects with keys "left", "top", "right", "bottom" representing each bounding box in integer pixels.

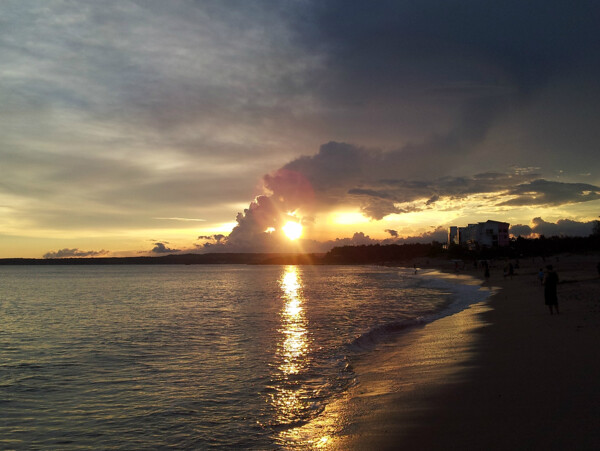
[{"left": 544, "top": 265, "right": 559, "bottom": 315}]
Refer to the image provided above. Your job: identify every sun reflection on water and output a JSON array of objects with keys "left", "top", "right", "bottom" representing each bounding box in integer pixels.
[
  {"left": 270, "top": 266, "right": 344, "bottom": 448},
  {"left": 280, "top": 267, "right": 307, "bottom": 375},
  {"left": 270, "top": 266, "right": 312, "bottom": 437}
]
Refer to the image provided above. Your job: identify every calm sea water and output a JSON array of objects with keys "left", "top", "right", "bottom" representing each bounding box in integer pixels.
[{"left": 0, "top": 265, "right": 489, "bottom": 449}]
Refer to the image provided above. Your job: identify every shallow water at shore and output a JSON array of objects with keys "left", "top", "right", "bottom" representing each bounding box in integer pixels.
[{"left": 0, "top": 265, "right": 492, "bottom": 449}]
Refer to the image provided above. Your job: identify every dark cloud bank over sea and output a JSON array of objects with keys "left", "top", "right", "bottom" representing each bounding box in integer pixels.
[
  {"left": 197, "top": 140, "right": 599, "bottom": 252},
  {"left": 196, "top": 0, "right": 600, "bottom": 253}
]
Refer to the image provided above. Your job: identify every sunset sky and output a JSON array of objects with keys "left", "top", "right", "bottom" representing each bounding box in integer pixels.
[{"left": 2, "top": 1, "right": 599, "bottom": 258}]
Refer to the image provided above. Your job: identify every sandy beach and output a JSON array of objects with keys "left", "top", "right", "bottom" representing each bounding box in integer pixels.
[{"left": 325, "top": 253, "right": 600, "bottom": 450}]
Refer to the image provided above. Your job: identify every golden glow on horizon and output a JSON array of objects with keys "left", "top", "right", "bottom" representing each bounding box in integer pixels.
[
  {"left": 214, "top": 221, "right": 237, "bottom": 233},
  {"left": 328, "top": 211, "right": 370, "bottom": 225},
  {"left": 282, "top": 221, "right": 303, "bottom": 240},
  {"left": 3, "top": 195, "right": 600, "bottom": 258}
]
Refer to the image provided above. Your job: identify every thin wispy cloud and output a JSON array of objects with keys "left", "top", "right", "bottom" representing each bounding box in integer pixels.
[{"left": 154, "top": 217, "right": 206, "bottom": 222}]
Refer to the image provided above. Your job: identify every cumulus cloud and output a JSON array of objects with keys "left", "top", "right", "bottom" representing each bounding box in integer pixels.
[
  {"left": 510, "top": 218, "right": 598, "bottom": 238},
  {"left": 313, "top": 227, "right": 449, "bottom": 251},
  {"left": 394, "top": 227, "right": 449, "bottom": 244},
  {"left": 198, "top": 234, "right": 225, "bottom": 243},
  {"left": 241, "top": 141, "right": 596, "bottom": 221},
  {"left": 509, "top": 224, "right": 535, "bottom": 237},
  {"left": 385, "top": 229, "right": 399, "bottom": 238},
  {"left": 326, "top": 232, "right": 379, "bottom": 247},
  {"left": 151, "top": 242, "right": 180, "bottom": 254},
  {"left": 206, "top": 138, "right": 600, "bottom": 252},
  {"left": 43, "top": 248, "right": 109, "bottom": 259}
]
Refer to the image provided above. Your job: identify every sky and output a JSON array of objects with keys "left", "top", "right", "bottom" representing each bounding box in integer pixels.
[{"left": 1, "top": 0, "right": 599, "bottom": 258}]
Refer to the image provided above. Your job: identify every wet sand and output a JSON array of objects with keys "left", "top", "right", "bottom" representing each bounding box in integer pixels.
[{"left": 331, "top": 254, "right": 600, "bottom": 450}]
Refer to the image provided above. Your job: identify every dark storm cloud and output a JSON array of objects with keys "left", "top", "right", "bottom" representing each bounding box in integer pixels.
[
  {"left": 223, "top": 136, "right": 597, "bottom": 247},
  {"left": 300, "top": 0, "right": 600, "bottom": 99},
  {"left": 289, "top": 1, "right": 600, "bottom": 177},
  {"left": 43, "top": 248, "right": 109, "bottom": 259},
  {"left": 510, "top": 218, "right": 597, "bottom": 238},
  {"left": 180, "top": 0, "right": 600, "bottom": 252},
  {"left": 499, "top": 180, "right": 600, "bottom": 206},
  {"left": 260, "top": 142, "right": 549, "bottom": 219}
]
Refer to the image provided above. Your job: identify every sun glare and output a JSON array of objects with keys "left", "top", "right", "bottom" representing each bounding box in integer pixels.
[{"left": 282, "top": 221, "right": 302, "bottom": 240}]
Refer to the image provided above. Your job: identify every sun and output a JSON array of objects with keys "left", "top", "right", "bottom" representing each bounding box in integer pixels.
[{"left": 282, "top": 221, "right": 303, "bottom": 240}]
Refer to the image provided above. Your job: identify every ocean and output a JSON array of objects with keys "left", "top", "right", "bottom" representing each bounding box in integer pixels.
[{"left": 0, "top": 264, "right": 491, "bottom": 449}]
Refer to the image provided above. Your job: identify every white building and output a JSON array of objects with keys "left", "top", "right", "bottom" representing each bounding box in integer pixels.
[{"left": 448, "top": 220, "right": 510, "bottom": 248}]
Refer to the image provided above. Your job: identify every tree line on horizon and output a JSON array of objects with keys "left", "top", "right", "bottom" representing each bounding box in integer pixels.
[{"left": 1, "top": 230, "right": 599, "bottom": 265}]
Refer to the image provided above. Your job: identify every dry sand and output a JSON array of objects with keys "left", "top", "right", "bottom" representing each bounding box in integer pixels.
[{"left": 327, "top": 253, "right": 600, "bottom": 450}]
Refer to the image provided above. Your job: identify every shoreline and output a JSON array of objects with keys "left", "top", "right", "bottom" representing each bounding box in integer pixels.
[{"left": 315, "top": 253, "right": 600, "bottom": 449}]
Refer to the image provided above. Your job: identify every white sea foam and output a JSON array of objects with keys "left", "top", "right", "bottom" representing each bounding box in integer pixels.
[{"left": 344, "top": 269, "right": 495, "bottom": 354}]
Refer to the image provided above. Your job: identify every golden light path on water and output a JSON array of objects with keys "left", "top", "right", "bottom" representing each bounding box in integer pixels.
[
  {"left": 272, "top": 266, "right": 309, "bottom": 426},
  {"left": 279, "top": 267, "right": 306, "bottom": 376},
  {"left": 273, "top": 266, "right": 336, "bottom": 449}
]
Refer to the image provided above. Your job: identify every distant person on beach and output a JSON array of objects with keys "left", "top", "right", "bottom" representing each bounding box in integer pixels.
[
  {"left": 484, "top": 261, "right": 490, "bottom": 279},
  {"left": 544, "top": 265, "right": 559, "bottom": 315},
  {"left": 538, "top": 268, "right": 544, "bottom": 286}
]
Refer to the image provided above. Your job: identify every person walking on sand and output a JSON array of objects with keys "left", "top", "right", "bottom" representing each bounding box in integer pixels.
[
  {"left": 538, "top": 268, "right": 544, "bottom": 286},
  {"left": 544, "top": 265, "right": 559, "bottom": 315}
]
